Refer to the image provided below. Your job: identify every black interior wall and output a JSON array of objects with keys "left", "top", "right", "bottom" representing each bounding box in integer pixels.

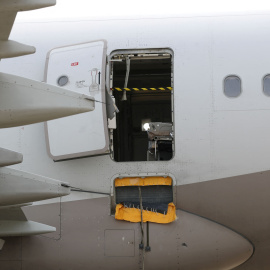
[{"left": 112, "top": 56, "right": 172, "bottom": 162}]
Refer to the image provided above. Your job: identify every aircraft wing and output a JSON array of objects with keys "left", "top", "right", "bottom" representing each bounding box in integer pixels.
[
  {"left": 0, "top": 0, "right": 95, "bottom": 128},
  {"left": 0, "top": 1, "right": 94, "bottom": 243},
  {"left": 0, "top": 0, "right": 56, "bottom": 59}
]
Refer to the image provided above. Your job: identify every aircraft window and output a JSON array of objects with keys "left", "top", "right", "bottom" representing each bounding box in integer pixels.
[
  {"left": 109, "top": 51, "right": 174, "bottom": 162},
  {"left": 57, "top": 75, "right": 69, "bottom": 87},
  {"left": 263, "top": 75, "right": 270, "bottom": 96},
  {"left": 224, "top": 76, "right": 241, "bottom": 98}
]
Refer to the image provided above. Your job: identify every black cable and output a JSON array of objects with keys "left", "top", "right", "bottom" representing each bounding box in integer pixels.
[
  {"left": 95, "top": 99, "right": 119, "bottom": 113},
  {"left": 71, "top": 188, "right": 110, "bottom": 196},
  {"left": 147, "top": 222, "right": 149, "bottom": 245},
  {"left": 61, "top": 184, "right": 110, "bottom": 196},
  {"left": 138, "top": 186, "right": 145, "bottom": 270},
  {"left": 95, "top": 100, "right": 107, "bottom": 104},
  {"left": 139, "top": 186, "right": 144, "bottom": 247},
  {"left": 145, "top": 222, "right": 151, "bottom": 252}
]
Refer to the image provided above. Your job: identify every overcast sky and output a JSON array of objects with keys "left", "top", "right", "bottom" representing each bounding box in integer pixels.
[{"left": 16, "top": 0, "right": 270, "bottom": 21}]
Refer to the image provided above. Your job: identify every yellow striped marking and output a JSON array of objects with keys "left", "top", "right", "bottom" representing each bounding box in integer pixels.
[{"left": 112, "top": 87, "right": 173, "bottom": 91}]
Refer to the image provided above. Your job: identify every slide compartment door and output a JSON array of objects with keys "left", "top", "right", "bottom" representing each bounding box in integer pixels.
[{"left": 45, "top": 40, "right": 108, "bottom": 161}]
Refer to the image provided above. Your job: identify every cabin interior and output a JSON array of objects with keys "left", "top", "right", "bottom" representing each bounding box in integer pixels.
[{"left": 110, "top": 51, "right": 173, "bottom": 162}]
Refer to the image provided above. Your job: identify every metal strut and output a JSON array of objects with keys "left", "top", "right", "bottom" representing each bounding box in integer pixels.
[{"left": 121, "top": 57, "right": 130, "bottom": 101}]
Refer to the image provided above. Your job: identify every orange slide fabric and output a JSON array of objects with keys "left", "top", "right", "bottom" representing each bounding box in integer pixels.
[{"left": 115, "top": 202, "right": 176, "bottom": 224}]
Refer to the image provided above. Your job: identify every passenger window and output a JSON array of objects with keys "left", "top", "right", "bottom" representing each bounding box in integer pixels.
[
  {"left": 263, "top": 75, "right": 270, "bottom": 96},
  {"left": 224, "top": 76, "right": 241, "bottom": 98},
  {"left": 109, "top": 50, "right": 174, "bottom": 162}
]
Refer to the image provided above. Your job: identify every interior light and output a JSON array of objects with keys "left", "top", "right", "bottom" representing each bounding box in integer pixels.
[
  {"left": 142, "top": 119, "right": 151, "bottom": 131},
  {"left": 143, "top": 123, "right": 150, "bottom": 131}
]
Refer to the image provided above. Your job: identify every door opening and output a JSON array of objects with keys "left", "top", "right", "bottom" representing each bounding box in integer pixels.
[{"left": 109, "top": 50, "right": 174, "bottom": 162}]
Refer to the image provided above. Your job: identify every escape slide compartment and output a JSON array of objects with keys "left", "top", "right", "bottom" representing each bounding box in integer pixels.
[
  {"left": 45, "top": 40, "right": 109, "bottom": 161},
  {"left": 113, "top": 176, "right": 176, "bottom": 224}
]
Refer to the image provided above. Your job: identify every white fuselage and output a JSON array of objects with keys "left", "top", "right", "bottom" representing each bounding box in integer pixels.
[
  {"left": 2, "top": 11, "right": 270, "bottom": 270},
  {"left": 0, "top": 14, "right": 270, "bottom": 190}
]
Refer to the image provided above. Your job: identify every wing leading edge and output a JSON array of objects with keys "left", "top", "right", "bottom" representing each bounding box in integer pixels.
[
  {"left": 0, "top": 0, "right": 96, "bottom": 244},
  {"left": 0, "top": 0, "right": 56, "bottom": 59}
]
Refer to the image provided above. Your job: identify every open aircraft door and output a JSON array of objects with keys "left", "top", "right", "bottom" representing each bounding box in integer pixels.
[{"left": 45, "top": 40, "right": 109, "bottom": 161}]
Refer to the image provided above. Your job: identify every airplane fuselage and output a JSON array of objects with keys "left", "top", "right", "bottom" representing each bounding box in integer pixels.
[{"left": 0, "top": 12, "right": 270, "bottom": 269}]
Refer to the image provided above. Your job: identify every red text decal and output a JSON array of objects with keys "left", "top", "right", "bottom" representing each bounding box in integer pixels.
[{"left": 71, "top": 62, "right": 79, "bottom": 66}]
